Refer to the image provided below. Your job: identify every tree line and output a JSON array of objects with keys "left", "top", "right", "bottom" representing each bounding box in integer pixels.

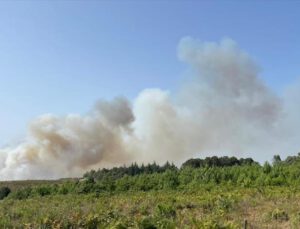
[
  {"left": 83, "top": 156, "right": 258, "bottom": 182},
  {"left": 1, "top": 154, "right": 300, "bottom": 200}
]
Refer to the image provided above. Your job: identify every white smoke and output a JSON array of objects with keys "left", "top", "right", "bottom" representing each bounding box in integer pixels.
[
  {"left": 0, "top": 37, "right": 299, "bottom": 180},
  {"left": 0, "top": 98, "right": 135, "bottom": 179}
]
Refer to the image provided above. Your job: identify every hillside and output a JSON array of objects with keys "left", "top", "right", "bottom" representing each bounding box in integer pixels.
[{"left": 0, "top": 155, "right": 300, "bottom": 228}]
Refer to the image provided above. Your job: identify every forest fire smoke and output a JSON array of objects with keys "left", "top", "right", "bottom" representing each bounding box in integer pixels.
[{"left": 0, "top": 37, "right": 298, "bottom": 180}]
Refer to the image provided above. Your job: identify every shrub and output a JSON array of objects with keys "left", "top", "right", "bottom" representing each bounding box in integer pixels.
[
  {"left": 138, "top": 217, "right": 157, "bottom": 229},
  {"left": 0, "top": 187, "right": 11, "bottom": 200},
  {"left": 160, "top": 170, "right": 179, "bottom": 190},
  {"left": 270, "top": 208, "right": 289, "bottom": 221},
  {"left": 155, "top": 204, "right": 176, "bottom": 219},
  {"left": 10, "top": 187, "right": 32, "bottom": 200},
  {"left": 34, "top": 186, "right": 53, "bottom": 196}
]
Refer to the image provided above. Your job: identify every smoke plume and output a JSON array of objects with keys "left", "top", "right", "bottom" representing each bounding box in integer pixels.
[{"left": 0, "top": 37, "right": 299, "bottom": 180}]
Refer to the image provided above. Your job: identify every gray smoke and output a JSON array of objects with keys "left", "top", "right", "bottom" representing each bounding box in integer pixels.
[{"left": 0, "top": 37, "right": 298, "bottom": 180}]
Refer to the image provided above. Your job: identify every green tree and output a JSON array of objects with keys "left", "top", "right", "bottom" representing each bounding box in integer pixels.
[
  {"left": 263, "top": 162, "right": 272, "bottom": 174},
  {"left": 273, "top": 155, "right": 282, "bottom": 165}
]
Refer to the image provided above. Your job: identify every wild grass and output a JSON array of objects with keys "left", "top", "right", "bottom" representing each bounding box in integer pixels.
[
  {"left": 1, "top": 155, "right": 300, "bottom": 228},
  {"left": 0, "top": 186, "right": 300, "bottom": 228}
]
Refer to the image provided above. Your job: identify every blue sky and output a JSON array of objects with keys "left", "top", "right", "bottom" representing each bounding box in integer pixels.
[{"left": 0, "top": 1, "right": 299, "bottom": 146}]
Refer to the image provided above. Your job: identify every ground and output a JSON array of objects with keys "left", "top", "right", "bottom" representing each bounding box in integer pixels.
[{"left": 0, "top": 184, "right": 299, "bottom": 228}]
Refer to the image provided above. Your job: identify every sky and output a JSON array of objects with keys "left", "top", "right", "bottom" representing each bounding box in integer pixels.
[{"left": 0, "top": 1, "right": 299, "bottom": 147}]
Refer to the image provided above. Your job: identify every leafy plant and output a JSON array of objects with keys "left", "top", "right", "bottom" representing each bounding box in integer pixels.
[{"left": 0, "top": 187, "right": 11, "bottom": 200}]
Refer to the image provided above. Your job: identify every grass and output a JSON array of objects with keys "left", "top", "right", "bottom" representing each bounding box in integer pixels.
[
  {"left": 2, "top": 158, "right": 300, "bottom": 228},
  {"left": 0, "top": 178, "right": 77, "bottom": 192},
  {"left": 1, "top": 185, "right": 300, "bottom": 228}
]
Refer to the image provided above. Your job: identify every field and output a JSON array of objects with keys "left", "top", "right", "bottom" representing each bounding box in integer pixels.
[
  {"left": 1, "top": 186, "right": 300, "bottom": 228},
  {"left": 1, "top": 156, "right": 300, "bottom": 228},
  {"left": 0, "top": 179, "right": 75, "bottom": 192}
]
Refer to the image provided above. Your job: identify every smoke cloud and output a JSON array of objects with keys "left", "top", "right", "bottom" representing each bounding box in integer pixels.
[{"left": 0, "top": 37, "right": 299, "bottom": 180}]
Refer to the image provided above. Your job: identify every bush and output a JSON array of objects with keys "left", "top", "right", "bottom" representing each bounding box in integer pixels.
[
  {"left": 138, "top": 217, "right": 157, "bottom": 229},
  {"left": 0, "top": 187, "right": 11, "bottom": 200},
  {"left": 10, "top": 187, "right": 32, "bottom": 200},
  {"left": 34, "top": 186, "right": 53, "bottom": 196},
  {"left": 160, "top": 170, "right": 179, "bottom": 190},
  {"left": 155, "top": 204, "right": 176, "bottom": 219},
  {"left": 270, "top": 209, "right": 289, "bottom": 221}
]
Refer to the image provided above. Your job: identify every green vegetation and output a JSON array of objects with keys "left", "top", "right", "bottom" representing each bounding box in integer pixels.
[
  {"left": 0, "top": 186, "right": 11, "bottom": 200},
  {"left": 1, "top": 154, "right": 300, "bottom": 228}
]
